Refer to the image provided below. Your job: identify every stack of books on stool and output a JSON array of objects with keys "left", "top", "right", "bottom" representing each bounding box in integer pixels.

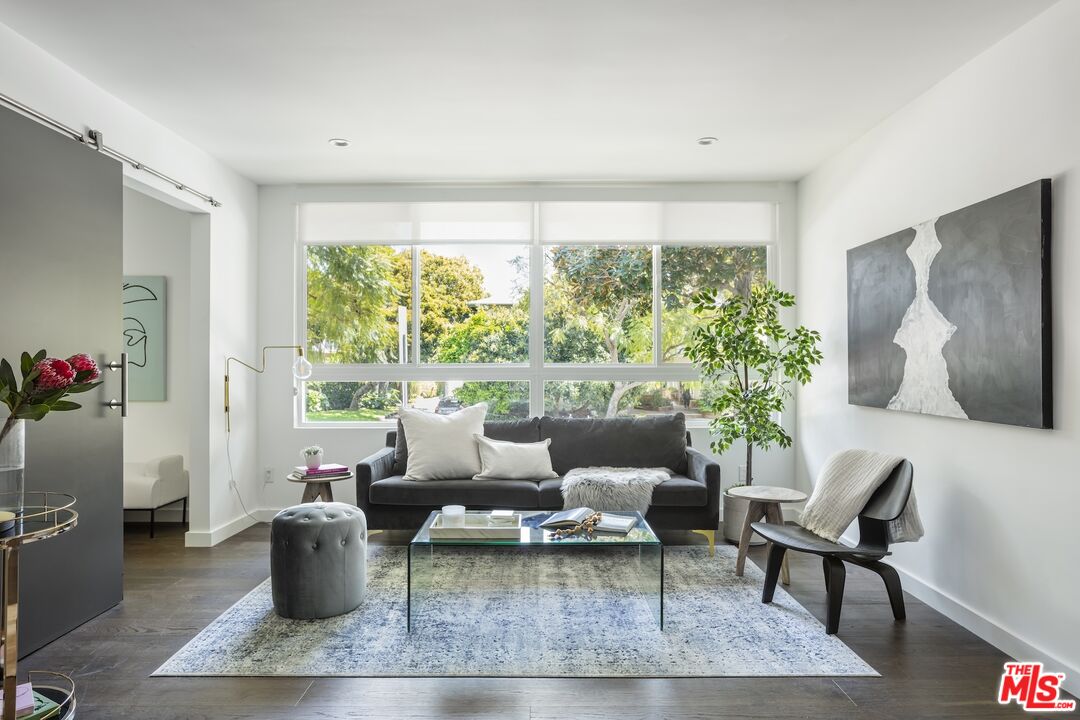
[
  {"left": 287, "top": 463, "right": 352, "bottom": 482},
  {"left": 0, "top": 682, "right": 60, "bottom": 720}
]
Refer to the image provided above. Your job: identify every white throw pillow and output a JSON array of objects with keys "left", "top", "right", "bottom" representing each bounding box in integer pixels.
[
  {"left": 399, "top": 403, "right": 488, "bottom": 481},
  {"left": 473, "top": 434, "right": 559, "bottom": 481}
]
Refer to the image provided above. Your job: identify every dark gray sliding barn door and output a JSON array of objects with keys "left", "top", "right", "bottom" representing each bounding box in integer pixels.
[{"left": 0, "top": 104, "right": 124, "bottom": 656}]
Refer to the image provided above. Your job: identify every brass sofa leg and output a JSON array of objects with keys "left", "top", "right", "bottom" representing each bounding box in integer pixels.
[{"left": 691, "top": 529, "right": 716, "bottom": 557}]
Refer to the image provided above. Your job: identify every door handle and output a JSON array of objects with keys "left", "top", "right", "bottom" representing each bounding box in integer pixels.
[{"left": 104, "top": 352, "right": 128, "bottom": 417}]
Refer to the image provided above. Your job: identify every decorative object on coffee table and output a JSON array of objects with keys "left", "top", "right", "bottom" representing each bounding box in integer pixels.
[
  {"left": 1, "top": 350, "right": 103, "bottom": 528},
  {"left": 685, "top": 283, "right": 821, "bottom": 543},
  {"left": 287, "top": 467, "right": 353, "bottom": 503},
  {"left": 426, "top": 510, "right": 522, "bottom": 539},
  {"left": 0, "top": 492, "right": 79, "bottom": 719},
  {"left": 728, "top": 484, "right": 807, "bottom": 585},
  {"left": 271, "top": 503, "right": 367, "bottom": 619},
  {"left": 549, "top": 510, "right": 602, "bottom": 539}
]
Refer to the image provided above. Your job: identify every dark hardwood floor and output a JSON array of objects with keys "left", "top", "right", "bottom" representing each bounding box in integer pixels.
[{"left": 21, "top": 522, "right": 1060, "bottom": 719}]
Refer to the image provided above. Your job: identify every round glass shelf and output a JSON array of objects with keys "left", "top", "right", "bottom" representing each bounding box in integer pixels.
[
  {"left": 0, "top": 492, "right": 78, "bottom": 548},
  {"left": 28, "top": 671, "right": 76, "bottom": 719}
]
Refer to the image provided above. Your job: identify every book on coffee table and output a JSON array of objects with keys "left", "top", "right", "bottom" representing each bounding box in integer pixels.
[{"left": 541, "top": 508, "right": 637, "bottom": 534}]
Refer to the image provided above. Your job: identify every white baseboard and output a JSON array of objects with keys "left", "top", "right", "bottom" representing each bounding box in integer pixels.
[
  {"left": 184, "top": 512, "right": 261, "bottom": 547},
  {"left": 891, "top": 563, "right": 1079, "bottom": 696},
  {"left": 834, "top": 529, "right": 1077, "bottom": 696}
]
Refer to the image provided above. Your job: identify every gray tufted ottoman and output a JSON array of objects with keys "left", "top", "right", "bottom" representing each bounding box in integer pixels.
[{"left": 271, "top": 502, "right": 368, "bottom": 619}]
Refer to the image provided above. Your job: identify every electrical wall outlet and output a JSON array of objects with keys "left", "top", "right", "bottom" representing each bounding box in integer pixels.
[{"left": 264, "top": 467, "right": 274, "bottom": 484}]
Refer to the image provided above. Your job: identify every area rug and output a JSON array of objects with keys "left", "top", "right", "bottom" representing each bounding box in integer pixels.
[{"left": 154, "top": 545, "right": 876, "bottom": 677}]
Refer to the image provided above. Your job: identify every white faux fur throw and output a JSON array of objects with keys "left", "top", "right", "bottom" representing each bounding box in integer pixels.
[
  {"left": 800, "top": 449, "right": 924, "bottom": 544},
  {"left": 561, "top": 467, "right": 671, "bottom": 513}
]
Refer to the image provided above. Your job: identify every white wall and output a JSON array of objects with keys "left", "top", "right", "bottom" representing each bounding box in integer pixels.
[
  {"left": 256, "top": 183, "right": 798, "bottom": 515},
  {"left": 0, "top": 22, "right": 260, "bottom": 546},
  {"left": 797, "top": 0, "right": 1079, "bottom": 693},
  {"left": 122, "top": 187, "right": 191, "bottom": 466}
]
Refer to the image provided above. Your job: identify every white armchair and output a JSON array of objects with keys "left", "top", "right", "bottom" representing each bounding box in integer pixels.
[{"left": 124, "top": 455, "right": 189, "bottom": 538}]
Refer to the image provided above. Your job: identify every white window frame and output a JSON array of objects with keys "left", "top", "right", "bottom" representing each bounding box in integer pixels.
[{"left": 296, "top": 201, "right": 778, "bottom": 428}]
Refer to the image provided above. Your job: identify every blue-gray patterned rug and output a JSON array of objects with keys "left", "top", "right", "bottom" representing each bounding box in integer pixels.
[{"left": 154, "top": 544, "right": 876, "bottom": 677}]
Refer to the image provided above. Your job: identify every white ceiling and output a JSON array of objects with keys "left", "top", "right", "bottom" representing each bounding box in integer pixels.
[{"left": 0, "top": 0, "right": 1055, "bottom": 184}]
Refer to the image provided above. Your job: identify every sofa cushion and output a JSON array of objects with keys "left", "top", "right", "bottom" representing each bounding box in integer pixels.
[
  {"left": 370, "top": 476, "right": 540, "bottom": 507},
  {"left": 540, "top": 414, "right": 688, "bottom": 475},
  {"left": 538, "top": 477, "right": 564, "bottom": 509},
  {"left": 393, "top": 417, "right": 541, "bottom": 474},
  {"left": 538, "top": 474, "right": 705, "bottom": 509},
  {"left": 650, "top": 474, "right": 708, "bottom": 507}
]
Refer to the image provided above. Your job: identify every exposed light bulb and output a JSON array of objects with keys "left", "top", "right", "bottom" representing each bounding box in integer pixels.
[{"left": 292, "top": 355, "right": 313, "bottom": 380}]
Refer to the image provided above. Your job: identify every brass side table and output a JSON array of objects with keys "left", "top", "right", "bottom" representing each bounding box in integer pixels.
[{"left": 0, "top": 492, "right": 78, "bottom": 719}]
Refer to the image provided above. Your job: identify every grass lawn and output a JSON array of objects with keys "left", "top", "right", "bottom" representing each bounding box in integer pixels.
[{"left": 305, "top": 408, "right": 393, "bottom": 422}]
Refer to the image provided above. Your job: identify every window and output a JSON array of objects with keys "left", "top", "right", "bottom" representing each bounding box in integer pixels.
[
  {"left": 405, "top": 382, "right": 530, "bottom": 419},
  {"left": 660, "top": 245, "right": 768, "bottom": 362},
  {"left": 545, "top": 245, "right": 652, "bottom": 364},
  {"left": 298, "top": 200, "right": 776, "bottom": 424},
  {"left": 305, "top": 245, "right": 411, "bottom": 364},
  {"left": 543, "top": 381, "right": 718, "bottom": 420},
  {"left": 421, "top": 244, "right": 529, "bottom": 363}
]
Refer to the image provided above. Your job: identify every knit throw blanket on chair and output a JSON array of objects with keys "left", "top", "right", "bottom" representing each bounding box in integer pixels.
[
  {"left": 800, "top": 449, "right": 924, "bottom": 544},
  {"left": 560, "top": 467, "right": 671, "bottom": 513}
]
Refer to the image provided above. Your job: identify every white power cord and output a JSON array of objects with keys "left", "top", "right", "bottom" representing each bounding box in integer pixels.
[{"left": 225, "top": 429, "right": 262, "bottom": 524}]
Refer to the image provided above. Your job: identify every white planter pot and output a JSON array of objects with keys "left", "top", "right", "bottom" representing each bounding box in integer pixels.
[
  {"left": 722, "top": 492, "right": 766, "bottom": 545},
  {"left": 305, "top": 454, "right": 323, "bottom": 470}
]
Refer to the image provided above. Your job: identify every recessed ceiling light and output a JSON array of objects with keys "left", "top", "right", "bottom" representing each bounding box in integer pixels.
[
  {"left": 328, "top": 138, "right": 351, "bottom": 148},
  {"left": 697, "top": 136, "right": 718, "bottom": 146}
]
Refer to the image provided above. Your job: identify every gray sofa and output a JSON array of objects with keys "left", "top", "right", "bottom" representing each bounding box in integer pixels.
[{"left": 355, "top": 413, "right": 721, "bottom": 538}]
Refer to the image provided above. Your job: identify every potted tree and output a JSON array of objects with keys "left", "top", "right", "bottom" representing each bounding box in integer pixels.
[{"left": 687, "top": 282, "right": 822, "bottom": 543}]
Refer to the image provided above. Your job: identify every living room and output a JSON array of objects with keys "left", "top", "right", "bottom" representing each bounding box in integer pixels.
[{"left": 0, "top": 1, "right": 1077, "bottom": 718}]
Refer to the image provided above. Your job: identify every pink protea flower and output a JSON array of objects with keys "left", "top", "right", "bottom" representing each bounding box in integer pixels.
[
  {"left": 33, "top": 358, "right": 75, "bottom": 391},
  {"left": 66, "top": 353, "right": 101, "bottom": 382}
]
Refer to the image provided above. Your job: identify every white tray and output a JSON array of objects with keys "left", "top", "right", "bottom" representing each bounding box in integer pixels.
[{"left": 428, "top": 512, "right": 523, "bottom": 539}]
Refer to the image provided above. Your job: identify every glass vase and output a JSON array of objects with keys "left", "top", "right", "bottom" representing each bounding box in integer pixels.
[{"left": 0, "top": 418, "right": 25, "bottom": 532}]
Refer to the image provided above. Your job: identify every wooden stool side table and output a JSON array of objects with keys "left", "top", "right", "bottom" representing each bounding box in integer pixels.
[
  {"left": 728, "top": 485, "right": 807, "bottom": 586},
  {"left": 287, "top": 471, "right": 354, "bottom": 504}
]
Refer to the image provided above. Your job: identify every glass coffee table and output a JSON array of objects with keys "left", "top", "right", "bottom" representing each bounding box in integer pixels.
[{"left": 408, "top": 510, "right": 663, "bottom": 632}]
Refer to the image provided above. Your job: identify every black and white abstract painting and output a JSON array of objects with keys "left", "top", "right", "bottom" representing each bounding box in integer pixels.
[
  {"left": 847, "top": 180, "right": 1051, "bottom": 429},
  {"left": 123, "top": 275, "right": 167, "bottom": 401}
]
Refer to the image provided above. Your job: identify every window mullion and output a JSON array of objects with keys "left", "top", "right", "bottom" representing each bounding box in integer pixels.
[
  {"left": 652, "top": 244, "right": 662, "bottom": 367},
  {"left": 411, "top": 244, "right": 421, "bottom": 368},
  {"left": 529, "top": 203, "right": 544, "bottom": 416}
]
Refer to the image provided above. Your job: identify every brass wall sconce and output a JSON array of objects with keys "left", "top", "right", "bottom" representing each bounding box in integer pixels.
[{"left": 225, "top": 345, "right": 312, "bottom": 432}]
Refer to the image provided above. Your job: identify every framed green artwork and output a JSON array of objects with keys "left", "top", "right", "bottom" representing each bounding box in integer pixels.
[{"left": 123, "top": 276, "right": 166, "bottom": 401}]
